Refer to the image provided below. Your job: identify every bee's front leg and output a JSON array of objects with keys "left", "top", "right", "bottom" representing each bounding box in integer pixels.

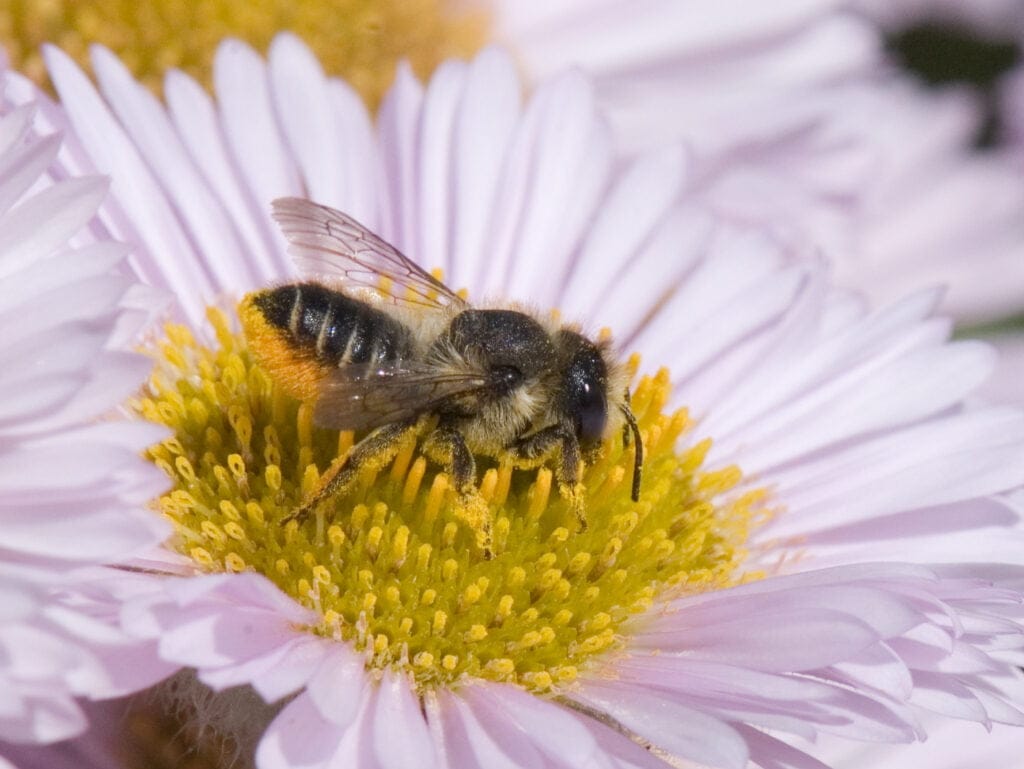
[
  {"left": 506, "top": 423, "right": 586, "bottom": 532},
  {"left": 422, "top": 423, "right": 493, "bottom": 558},
  {"left": 283, "top": 418, "right": 419, "bottom": 525}
]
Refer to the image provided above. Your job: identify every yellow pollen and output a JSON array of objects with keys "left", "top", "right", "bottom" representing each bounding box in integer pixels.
[
  {"left": 5, "top": 0, "right": 488, "bottom": 108},
  {"left": 135, "top": 306, "right": 770, "bottom": 694}
]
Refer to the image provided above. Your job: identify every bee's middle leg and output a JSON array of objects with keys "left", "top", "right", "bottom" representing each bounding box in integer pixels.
[
  {"left": 283, "top": 418, "right": 418, "bottom": 525},
  {"left": 507, "top": 423, "right": 587, "bottom": 532},
  {"left": 422, "top": 423, "right": 493, "bottom": 558}
]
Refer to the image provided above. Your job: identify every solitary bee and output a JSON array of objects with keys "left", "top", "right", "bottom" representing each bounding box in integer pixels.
[{"left": 240, "top": 198, "right": 643, "bottom": 555}]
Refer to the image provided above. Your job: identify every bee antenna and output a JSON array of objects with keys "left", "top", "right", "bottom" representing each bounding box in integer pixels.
[{"left": 619, "top": 404, "right": 643, "bottom": 502}]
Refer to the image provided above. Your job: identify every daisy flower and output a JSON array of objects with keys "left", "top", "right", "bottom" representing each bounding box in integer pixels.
[
  {"left": 10, "top": 34, "right": 1024, "bottom": 769},
  {"left": 0, "top": 90, "right": 172, "bottom": 752}
]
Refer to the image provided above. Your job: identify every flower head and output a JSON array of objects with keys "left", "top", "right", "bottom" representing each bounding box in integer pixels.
[
  {"left": 9, "top": 35, "right": 1024, "bottom": 768},
  {"left": 0, "top": 84, "right": 172, "bottom": 749}
]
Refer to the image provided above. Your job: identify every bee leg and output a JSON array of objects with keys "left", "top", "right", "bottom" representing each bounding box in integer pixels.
[
  {"left": 283, "top": 419, "right": 418, "bottom": 525},
  {"left": 422, "top": 424, "right": 493, "bottom": 558},
  {"left": 508, "top": 424, "right": 587, "bottom": 532}
]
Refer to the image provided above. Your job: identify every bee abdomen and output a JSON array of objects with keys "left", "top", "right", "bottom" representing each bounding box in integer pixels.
[{"left": 252, "top": 283, "right": 411, "bottom": 367}]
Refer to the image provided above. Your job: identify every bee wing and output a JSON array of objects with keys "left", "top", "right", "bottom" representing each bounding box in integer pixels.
[
  {"left": 272, "top": 197, "right": 468, "bottom": 311},
  {"left": 312, "top": 362, "right": 487, "bottom": 432}
]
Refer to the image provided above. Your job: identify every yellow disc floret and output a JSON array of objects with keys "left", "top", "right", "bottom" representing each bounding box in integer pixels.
[
  {"left": 135, "top": 306, "right": 770, "bottom": 694},
  {"left": 5, "top": 0, "right": 487, "bottom": 107}
]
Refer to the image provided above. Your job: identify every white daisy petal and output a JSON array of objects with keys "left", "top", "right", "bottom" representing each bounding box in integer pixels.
[
  {"left": 448, "top": 48, "right": 521, "bottom": 293},
  {"left": 434, "top": 690, "right": 549, "bottom": 769},
  {"left": 43, "top": 45, "right": 214, "bottom": 321},
  {"left": 413, "top": 58, "right": 466, "bottom": 280},
  {"left": 495, "top": 72, "right": 612, "bottom": 306},
  {"left": 371, "top": 671, "right": 437, "bottom": 769},
  {"left": 0, "top": 126, "right": 59, "bottom": 215},
  {"left": 164, "top": 68, "right": 282, "bottom": 287},
  {"left": 90, "top": 45, "right": 249, "bottom": 298},
  {"left": 559, "top": 144, "right": 691, "bottom": 320},
  {"left": 213, "top": 39, "right": 302, "bottom": 231},
  {"left": 377, "top": 61, "right": 424, "bottom": 250},
  {"left": 572, "top": 681, "right": 750, "bottom": 769},
  {"left": 0, "top": 177, "right": 107, "bottom": 280},
  {"left": 306, "top": 646, "right": 368, "bottom": 728},
  {"left": 269, "top": 33, "right": 350, "bottom": 210},
  {"left": 256, "top": 691, "right": 345, "bottom": 769},
  {"left": 0, "top": 88, "right": 172, "bottom": 747},
  {"left": 0, "top": 102, "right": 37, "bottom": 155},
  {"left": 463, "top": 684, "right": 600, "bottom": 766}
]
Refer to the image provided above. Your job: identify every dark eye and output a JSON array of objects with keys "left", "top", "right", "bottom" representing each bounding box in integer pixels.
[
  {"left": 575, "top": 380, "right": 607, "bottom": 444},
  {"left": 491, "top": 365, "right": 523, "bottom": 392}
]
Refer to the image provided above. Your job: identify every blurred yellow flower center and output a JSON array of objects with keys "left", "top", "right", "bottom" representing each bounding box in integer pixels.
[
  {"left": 4, "top": 0, "right": 487, "bottom": 107},
  {"left": 136, "top": 306, "right": 769, "bottom": 693}
]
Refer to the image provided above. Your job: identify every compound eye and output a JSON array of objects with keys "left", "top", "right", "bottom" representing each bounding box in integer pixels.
[
  {"left": 576, "top": 381, "right": 607, "bottom": 444},
  {"left": 491, "top": 365, "right": 523, "bottom": 392}
]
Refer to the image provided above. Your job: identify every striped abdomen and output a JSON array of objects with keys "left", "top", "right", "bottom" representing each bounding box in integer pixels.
[{"left": 250, "top": 283, "right": 412, "bottom": 367}]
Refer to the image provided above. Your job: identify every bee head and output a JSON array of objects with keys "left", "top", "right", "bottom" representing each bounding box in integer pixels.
[
  {"left": 557, "top": 329, "right": 642, "bottom": 502},
  {"left": 557, "top": 331, "right": 609, "bottom": 449}
]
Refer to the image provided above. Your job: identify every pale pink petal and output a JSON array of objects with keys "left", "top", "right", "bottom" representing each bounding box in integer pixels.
[
  {"left": 570, "top": 681, "right": 750, "bottom": 769},
  {"left": 164, "top": 68, "right": 282, "bottom": 285},
  {"left": 447, "top": 48, "right": 520, "bottom": 293},
  {"left": 476, "top": 70, "right": 610, "bottom": 301},
  {"left": 369, "top": 671, "right": 437, "bottom": 769},
  {"left": 376, "top": 61, "right": 424, "bottom": 251},
  {"left": 305, "top": 646, "right": 368, "bottom": 728},
  {"left": 558, "top": 144, "right": 691, "bottom": 320},
  {"left": 43, "top": 45, "right": 215, "bottom": 320},
  {"left": 256, "top": 692, "right": 345, "bottom": 769},
  {"left": 213, "top": 39, "right": 302, "bottom": 232},
  {"left": 494, "top": 72, "right": 612, "bottom": 307},
  {"left": 978, "top": 334, "right": 1024, "bottom": 407},
  {"left": 90, "top": 45, "right": 250, "bottom": 298},
  {"left": 412, "top": 58, "right": 465, "bottom": 280}
]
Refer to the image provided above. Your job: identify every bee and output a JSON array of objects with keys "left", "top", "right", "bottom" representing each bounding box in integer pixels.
[{"left": 240, "top": 197, "right": 643, "bottom": 556}]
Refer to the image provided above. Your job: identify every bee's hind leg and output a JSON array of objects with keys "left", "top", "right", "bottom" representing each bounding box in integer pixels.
[
  {"left": 422, "top": 423, "right": 493, "bottom": 558},
  {"left": 507, "top": 424, "right": 587, "bottom": 532},
  {"left": 283, "top": 418, "right": 419, "bottom": 526}
]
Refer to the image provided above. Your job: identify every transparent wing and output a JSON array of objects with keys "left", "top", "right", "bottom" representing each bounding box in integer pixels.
[
  {"left": 312, "top": 362, "right": 487, "bottom": 432},
  {"left": 272, "top": 197, "right": 468, "bottom": 311}
]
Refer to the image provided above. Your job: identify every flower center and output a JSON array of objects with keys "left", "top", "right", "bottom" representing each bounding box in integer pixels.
[
  {"left": 5, "top": 0, "right": 487, "bottom": 106},
  {"left": 136, "top": 307, "right": 769, "bottom": 693}
]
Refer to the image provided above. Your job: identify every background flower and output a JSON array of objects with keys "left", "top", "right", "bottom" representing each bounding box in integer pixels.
[
  {"left": 0, "top": 89, "right": 173, "bottom": 755},
  {"left": 850, "top": 0, "right": 1024, "bottom": 37}
]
